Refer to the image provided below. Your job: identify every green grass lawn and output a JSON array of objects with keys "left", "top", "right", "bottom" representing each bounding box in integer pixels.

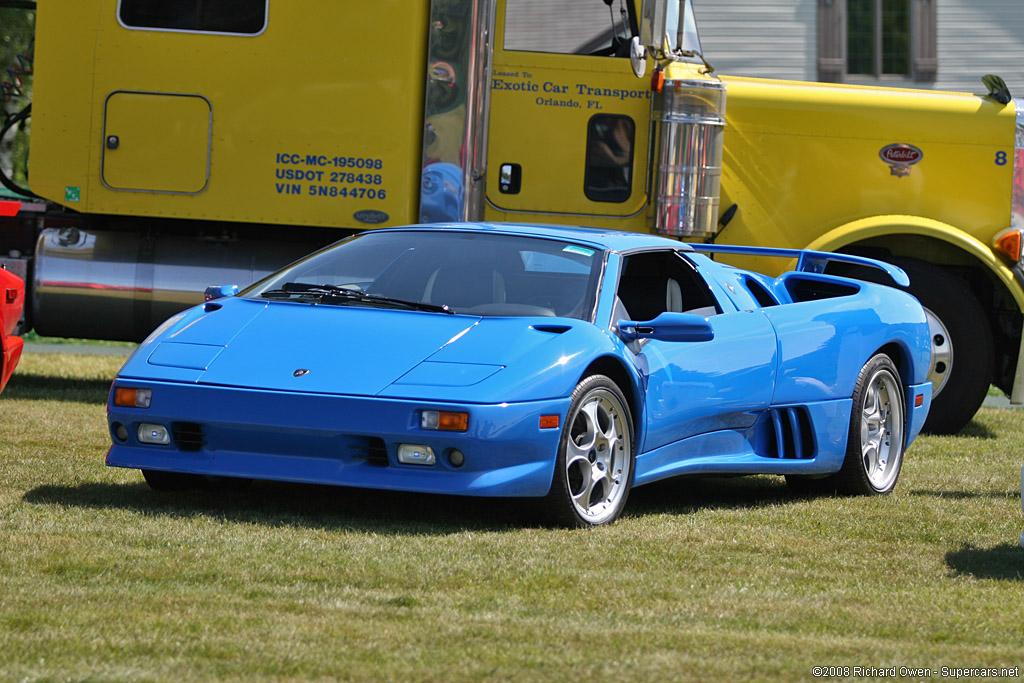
[{"left": 1, "top": 352, "right": 1022, "bottom": 680}]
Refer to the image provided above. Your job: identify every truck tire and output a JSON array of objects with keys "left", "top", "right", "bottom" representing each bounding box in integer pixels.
[
  {"left": 842, "top": 257, "right": 992, "bottom": 435},
  {"left": 893, "top": 259, "right": 991, "bottom": 434}
]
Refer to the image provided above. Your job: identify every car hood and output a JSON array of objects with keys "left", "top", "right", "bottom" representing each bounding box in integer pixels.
[{"left": 124, "top": 298, "right": 586, "bottom": 399}]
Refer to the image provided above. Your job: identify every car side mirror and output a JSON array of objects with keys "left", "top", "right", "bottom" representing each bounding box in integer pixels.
[
  {"left": 618, "top": 312, "right": 715, "bottom": 343},
  {"left": 204, "top": 284, "right": 239, "bottom": 301}
]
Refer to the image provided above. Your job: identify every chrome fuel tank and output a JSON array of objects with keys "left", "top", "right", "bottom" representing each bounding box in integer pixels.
[{"left": 33, "top": 227, "right": 315, "bottom": 340}]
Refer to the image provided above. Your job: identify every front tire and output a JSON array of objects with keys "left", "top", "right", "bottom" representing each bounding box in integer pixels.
[{"left": 540, "top": 375, "right": 635, "bottom": 527}]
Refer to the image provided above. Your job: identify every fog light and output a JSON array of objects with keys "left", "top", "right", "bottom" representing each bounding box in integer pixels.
[
  {"left": 397, "top": 444, "right": 435, "bottom": 465},
  {"left": 114, "top": 387, "right": 152, "bottom": 408},
  {"left": 448, "top": 449, "right": 465, "bottom": 468},
  {"left": 138, "top": 423, "right": 171, "bottom": 445},
  {"left": 113, "top": 422, "right": 129, "bottom": 442}
]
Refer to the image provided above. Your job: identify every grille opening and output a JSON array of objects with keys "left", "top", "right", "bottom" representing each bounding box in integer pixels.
[{"left": 172, "top": 422, "right": 206, "bottom": 452}]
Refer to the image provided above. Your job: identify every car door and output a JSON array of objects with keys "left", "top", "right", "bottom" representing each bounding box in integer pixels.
[{"left": 615, "top": 250, "right": 778, "bottom": 453}]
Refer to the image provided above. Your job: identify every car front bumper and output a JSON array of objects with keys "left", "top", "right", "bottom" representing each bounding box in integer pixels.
[{"left": 107, "top": 380, "right": 569, "bottom": 498}]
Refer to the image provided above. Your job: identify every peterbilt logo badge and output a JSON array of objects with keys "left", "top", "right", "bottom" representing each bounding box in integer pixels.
[
  {"left": 879, "top": 143, "right": 923, "bottom": 178},
  {"left": 293, "top": 369, "right": 310, "bottom": 377}
]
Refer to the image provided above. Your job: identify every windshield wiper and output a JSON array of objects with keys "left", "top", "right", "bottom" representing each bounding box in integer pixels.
[{"left": 260, "top": 282, "right": 453, "bottom": 314}]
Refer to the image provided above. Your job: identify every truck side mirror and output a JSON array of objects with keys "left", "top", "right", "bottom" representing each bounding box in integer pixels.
[{"left": 618, "top": 311, "right": 714, "bottom": 343}]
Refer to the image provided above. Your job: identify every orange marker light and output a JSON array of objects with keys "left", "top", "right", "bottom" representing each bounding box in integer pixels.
[
  {"left": 994, "top": 228, "right": 1023, "bottom": 262},
  {"left": 651, "top": 69, "right": 665, "bottom": 93},
  {"left": 915, "top": 394, "right": 924, "bottom": 407},
  {"left": 539, "top": 415, "right": 560, "bottom": 429}
]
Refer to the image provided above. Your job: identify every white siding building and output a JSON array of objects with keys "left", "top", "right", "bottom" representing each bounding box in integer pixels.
[{"left": 695, "top": 0, "right": 1024, "bottom": 96}]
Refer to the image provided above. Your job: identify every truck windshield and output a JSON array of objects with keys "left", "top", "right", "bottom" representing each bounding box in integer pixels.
[{"left": 244, "top": 230, "right": 605, "bottom": 320}]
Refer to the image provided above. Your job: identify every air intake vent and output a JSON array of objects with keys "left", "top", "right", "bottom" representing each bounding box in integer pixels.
[
  {"left": 764, "top": 408, "right": 815, "bottom": 459},
  {"left": 367, "top": 438, "right": 388, "bottom": 467},
  {"left": 172, "top": 422, "right": 206, "bottom": 452},
  {"left": 349, "top": 437, "right": 390, "bottom": 466}
]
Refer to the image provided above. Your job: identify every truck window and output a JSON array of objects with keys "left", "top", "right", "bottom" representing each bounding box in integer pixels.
[
  {"left": 119, "top": 0, "right": 267, "bottom": 35},
  {"left": 503, "top": 0, "right": 635, "bottom": 56},
  {"left": 585, "top": 115, "right": 635, "bottom": 203}
]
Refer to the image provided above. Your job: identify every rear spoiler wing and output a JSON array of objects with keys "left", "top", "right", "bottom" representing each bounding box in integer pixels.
[{"left": 687, "top": 244, "right": 909, "bottom": 288}]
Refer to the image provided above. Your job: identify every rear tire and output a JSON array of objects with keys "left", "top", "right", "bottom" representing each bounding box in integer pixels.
[
  {"left": 835, "top": 354, "right": 906, "bottom": 495},
  {"left": 539, "top": 375, "right": 635, "bottom": 527}
]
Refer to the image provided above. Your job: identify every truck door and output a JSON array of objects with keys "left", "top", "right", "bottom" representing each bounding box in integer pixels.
[
  {"left": 102, "top": 91, "right": 212, "bottom": 194},
  {"left": 487, "top": 0, "right": 651, "bottom": 220}
]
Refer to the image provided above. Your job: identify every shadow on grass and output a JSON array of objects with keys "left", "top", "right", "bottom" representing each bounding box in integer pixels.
[
  {"left": 3, "top": 374, "right": 112, "bottom": 404},
  {"left": 909, "top": 489, "right": 1019, "bottom": 500},
  {"left": 23, "top": 480, "right": 535, "bottom": 535},
  {"left": 625, "top": 475, "right": 799, "bottom": 518},
  {"left": 946, "top": 543, "right": 1024, "bottom": 581},
  {"left": 25, "top": 474, "right": 813, "bottom": 533},
  {"left": 948, "top": 420, "right": 996, "bottom": 440}
]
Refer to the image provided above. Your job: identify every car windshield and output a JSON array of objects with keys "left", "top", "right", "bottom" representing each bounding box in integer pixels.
[{"left": 243, "top": 230, "right": 605, "bottom": 320}]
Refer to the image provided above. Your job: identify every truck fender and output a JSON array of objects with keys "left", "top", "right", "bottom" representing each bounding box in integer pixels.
[{"left": 803, "top": 214, "right": 1024, "bottom": 312}]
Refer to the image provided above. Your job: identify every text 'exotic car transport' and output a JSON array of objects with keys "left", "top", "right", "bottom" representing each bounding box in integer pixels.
[{"left": 106, "top": 223, "right": 932, "bottom": 526}]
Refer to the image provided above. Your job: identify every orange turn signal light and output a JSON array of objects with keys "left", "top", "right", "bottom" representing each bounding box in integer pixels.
[
  {"left": 421, "top": 410, "right": 468, "bottom": 432},
  {"left": 915, "top": 394, "right": 924, "bottom": 407},
  {"left": 113, "top": 387, "right": 152, "bottom": 408},
  {"left": 993, "top": 228, "right": 1023, "bottom": 263}
]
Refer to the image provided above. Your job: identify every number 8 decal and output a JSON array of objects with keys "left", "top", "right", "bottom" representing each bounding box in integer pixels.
[{"left": 996, "top": 150, "right": 1008, "bottom": 166}]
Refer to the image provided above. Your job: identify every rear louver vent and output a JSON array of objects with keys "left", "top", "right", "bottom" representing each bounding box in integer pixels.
[
  {"left": 172, "top": 422, "right": 206, "bottom": 452},
  {"left": 765, "top": 408, "right": 815, "bottom": 459}
]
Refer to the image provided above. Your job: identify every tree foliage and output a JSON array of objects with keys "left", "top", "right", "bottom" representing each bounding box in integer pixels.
[{"left": 1, "top": 6, "right": 35, "bottom": 189}]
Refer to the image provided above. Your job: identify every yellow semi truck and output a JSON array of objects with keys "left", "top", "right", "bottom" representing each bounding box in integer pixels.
[{"left": 2, "top": 0, "right": 1023, "bottom": 434}]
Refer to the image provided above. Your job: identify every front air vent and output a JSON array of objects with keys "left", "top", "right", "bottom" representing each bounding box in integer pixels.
[
  {"left": 367, "top": 438, "right": 389, "bottom": 467},
  {"left": 172, "top": 422, "right": 206, "bottom": 452},
  {"left": 764, "top": 408, "right": 815, "bottom": 459},
  {"left": 348, "top": 437, "right": 390, "bottom": 466}
]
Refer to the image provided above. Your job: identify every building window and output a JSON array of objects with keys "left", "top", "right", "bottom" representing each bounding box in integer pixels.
[
  {"left": 848, "top": 0, "right": 909, "bottom": 76},
  {"left": 818, "top": 0, "right": 935, "bottom": 83},
  {"left": 119, "top": 0, "right": 267, "bottom": 35}
]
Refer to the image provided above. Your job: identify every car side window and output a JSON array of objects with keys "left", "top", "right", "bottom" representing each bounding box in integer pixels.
[{"left": 616, "top": 250, "right": 721, "bottom": 322}]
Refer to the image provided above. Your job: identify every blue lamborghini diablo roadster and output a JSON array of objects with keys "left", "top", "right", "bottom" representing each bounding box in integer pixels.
[{"left": 107, "top": 223, "right": 932, "bottom": 527}]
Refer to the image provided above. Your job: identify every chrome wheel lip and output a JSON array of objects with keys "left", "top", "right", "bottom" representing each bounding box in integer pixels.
[
  {"left": 564, "top": 388, "right": 631, "bottom": 524},
  {"left": 923, "top": 306, "right": 952, "bottom": 398},
  {"left": 860, "top": 368, "right": 904, "bottom": 491}
]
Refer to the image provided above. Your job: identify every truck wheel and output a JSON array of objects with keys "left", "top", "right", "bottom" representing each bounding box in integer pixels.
[
  {"left": 831, "top": 256, "right": 991, "bottom": 435},
  {"left": 540, "top": 375, "right": 635, "bottom": 527},
  {"left": 891, "top": 259, "right": 992, "bottom": 435}
]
